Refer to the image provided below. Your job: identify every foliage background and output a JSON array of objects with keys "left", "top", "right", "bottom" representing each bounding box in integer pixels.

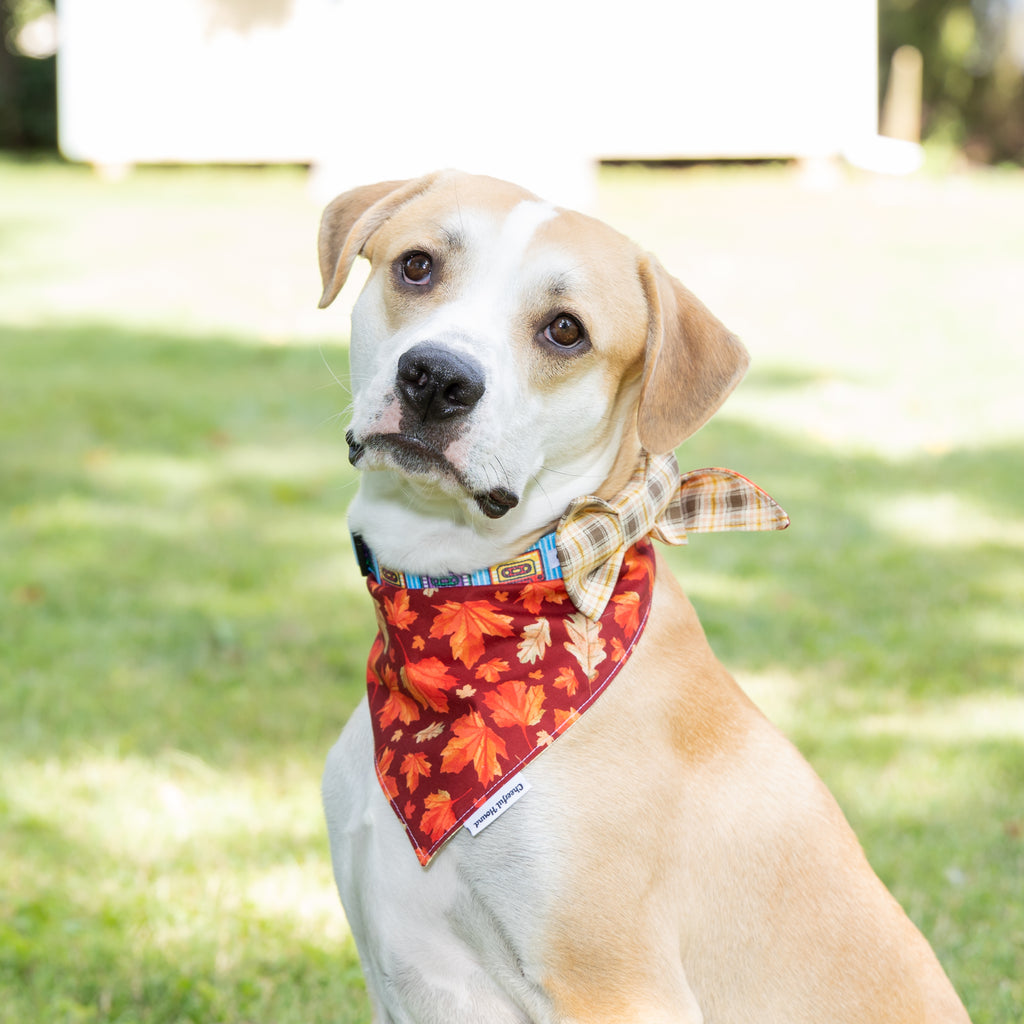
[{"left": 880, "top": 0, "right": 1024, "bottom": 162}]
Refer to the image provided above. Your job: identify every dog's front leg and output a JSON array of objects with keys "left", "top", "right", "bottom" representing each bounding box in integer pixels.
[
  {"left": 543, "top": 969, "right": 705, "bottom": 1024},
  {"left": 324, "top": 704, "right": 549, "bottom": 1023},
  {"left": 532, "top": 929, "right": 709, "bottom": 1024}
]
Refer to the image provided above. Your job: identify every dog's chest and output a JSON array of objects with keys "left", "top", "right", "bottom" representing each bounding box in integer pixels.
[{"left": 324, "top": 699, "right": 565, "bottom": 1021}]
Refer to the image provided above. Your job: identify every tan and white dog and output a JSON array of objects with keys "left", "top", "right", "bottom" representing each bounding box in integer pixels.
[{"left": 318, "top": 171, "right": 971, "bottom": 1024}]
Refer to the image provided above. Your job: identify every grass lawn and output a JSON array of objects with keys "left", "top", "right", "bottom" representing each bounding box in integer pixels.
[{"left": 2, "top": 157, "right": 1022, "bottom": 1023}]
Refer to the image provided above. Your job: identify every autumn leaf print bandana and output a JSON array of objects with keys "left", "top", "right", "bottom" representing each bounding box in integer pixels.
[
  {"left": 356, "top": 452, "right": 788, "bottom": 865},
  {"left": 363, "top": 539, "right": 657, "bottom": 865}
]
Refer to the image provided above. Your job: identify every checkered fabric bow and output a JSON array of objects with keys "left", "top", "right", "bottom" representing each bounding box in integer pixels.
[{"left": 555, "top": 452, "right": 790, "bottom": 619}]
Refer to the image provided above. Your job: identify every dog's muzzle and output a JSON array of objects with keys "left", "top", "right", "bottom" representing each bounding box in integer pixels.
[{"left": 346, "top": 343, "right": 519, "bottom": 519}]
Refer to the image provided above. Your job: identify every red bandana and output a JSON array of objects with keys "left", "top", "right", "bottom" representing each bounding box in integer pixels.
[{"left": 365, "top": 539, "right": 656, "bottom": 865}]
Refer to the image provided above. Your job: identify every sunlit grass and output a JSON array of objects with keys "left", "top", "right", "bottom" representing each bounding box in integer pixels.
[{"left": 2, "top": 157, "right": 1022, "bottom": 1022}]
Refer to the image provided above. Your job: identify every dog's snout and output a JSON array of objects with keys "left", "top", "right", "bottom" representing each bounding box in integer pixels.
[{"left": 396, "top": 344, "right": 486, "bottom": 422}]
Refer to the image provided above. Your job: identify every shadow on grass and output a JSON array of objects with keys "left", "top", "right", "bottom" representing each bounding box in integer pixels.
[
  {"left": 2, "top": 320, "right": 368, "bottom": 769},
  {"left": 2, "top": 321, "right": 1022, "bottom": 1021},
  {"left": 0, "top": 773, "right": 370, "bottom": 1024},
  {"left": 1, "top": 887, "right": 367, "bottom": 1024},
  {"left": 673, "top": 401, "right": 1024, "bottom": 703}
]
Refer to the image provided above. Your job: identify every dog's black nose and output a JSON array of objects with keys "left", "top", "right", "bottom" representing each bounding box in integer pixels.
[{"left": 396, "top": 344, "right": 486, "bottom": 423}]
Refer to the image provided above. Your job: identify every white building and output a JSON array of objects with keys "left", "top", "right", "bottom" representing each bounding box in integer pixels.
[{"left": 58, "top": 0, "right": 879, "bottom": 204}]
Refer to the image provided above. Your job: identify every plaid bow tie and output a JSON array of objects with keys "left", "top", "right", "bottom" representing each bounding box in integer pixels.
[{"left": 555, "top": 452, "right": 790, "bottom": 619}]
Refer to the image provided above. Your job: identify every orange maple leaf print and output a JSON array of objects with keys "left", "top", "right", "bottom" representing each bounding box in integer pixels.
[
  {"left": 440, "top": 710, "right": 508, "bottom": 786},
  {"left": 420, "top": 790, "right": 458, "bottom": 842},
  {"left": 610, "top": 636, "right": 626, "bottom": 663},
  {"left": 483, "top": 680, "right": 545, "bottom": 740},
  {"left": 372, "top": 603, "right": 390, "bottom": 653},
  {"left": 369, "top": 633, "right": 386, "bottom": 665},
  {"left": 553, "top": 707, "right": 581, "bottom": 732},
  {"left": 563, "top": 612, "right": 606, "bottom": 681},
  {"left": 401, "top": 657, "right": 460, "bottom": 713},
  {"left": 373, "top": 660, "right": 397, "bottom": 690},
  {"left": 383, "top": 589, "right": 418, "bottom": 630},
  {"left": 430, "top": 600, "right": 514, "bottom": 669},
  {"left": 377, "top": 664, "right": 421, "bottom": 728},
  {"left": 400, "top": 751, "right": 431, "bottom": 793},
  {"left": 553, "top": 665, "right": 579, "bottom": 696},
  {"left": 475, "top": 657, "right": 509, "bottom": 682},
  {"left": 612, "top": 590, "right": 641, "bottom": 633},
  {"left": 623, "top": 545, "right": 655, "bottom": 584},
  {"left": 516, "top": 580, "right": 569, "bottom": 615},
  {"left": 377, "top": 747, "right": 399, "bottom": 799},
  {"left": 517, "top": 617, "right": 551, "bottom": 664}
]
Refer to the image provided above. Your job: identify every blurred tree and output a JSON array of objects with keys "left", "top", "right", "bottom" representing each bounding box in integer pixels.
[
  {"left": 881, "top": 0, "right": 1024, "bottom": 163},
  {"left": 0, "top": 0, "right": 57, "bottom": 150},
  {"left": 0, "top": 0, "right": 22, "bottom": 146}
]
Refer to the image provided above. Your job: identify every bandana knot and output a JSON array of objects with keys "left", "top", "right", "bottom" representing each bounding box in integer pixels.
[{"left": 555, "top": 452, "right": 789, "bottom": 619}]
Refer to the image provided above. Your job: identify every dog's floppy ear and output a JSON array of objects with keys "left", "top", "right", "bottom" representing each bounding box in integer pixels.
[
  {"left": 636, "top": 254, "right": 750, "bottom": 454},
  {"left": 318, "top": 174, "right": 439, "bottom": 309}
]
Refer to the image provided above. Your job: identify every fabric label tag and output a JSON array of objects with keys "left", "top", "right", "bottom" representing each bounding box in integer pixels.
[{"left": 463, "top": 775, "right": 532, "bottom": 836}]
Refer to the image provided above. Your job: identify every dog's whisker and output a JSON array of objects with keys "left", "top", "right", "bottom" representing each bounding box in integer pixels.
[
  {"left": 527, "top": 471, "right": 556, "bottom": 516},
  {"left": 317, "top": 344, "right": 353, "bottom": 396},
  {"left": 482, "top": 456, "right": 502, "bottom": 494},
  {"left": 535, "top": 463, "right": 605, "bottom": 487},
  {"left": 313, "top": 374, "right": 358, "bottom": 396},
  {"left": 324, "top": 477, "right": 361, "bottom": 499},
  {"left": 318, "top": 410, "right": 351, "bottom": 432}
]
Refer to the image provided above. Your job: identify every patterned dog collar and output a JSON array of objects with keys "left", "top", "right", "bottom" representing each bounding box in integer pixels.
[
  {"left": 352, "top": 453, "right": 788, "bottom": 619},
  {"left": 352, "top": 531, "right": 564, "bottom": 591}
]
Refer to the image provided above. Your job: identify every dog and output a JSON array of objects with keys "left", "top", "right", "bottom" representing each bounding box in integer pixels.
[{"left": 318, "top": 170, "right": 971, "bottom": 1023}]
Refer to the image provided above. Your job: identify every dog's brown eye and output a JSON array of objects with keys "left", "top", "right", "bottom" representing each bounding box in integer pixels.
[
  {"left": 401, "top": 252, "right": 432, "bottom": 285},
  {"left": 545, "top": 314, "right": 583, "bottom": 348}
]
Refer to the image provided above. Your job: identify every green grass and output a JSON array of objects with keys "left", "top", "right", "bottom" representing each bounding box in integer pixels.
[{"left": 2, "top": 157, "right": 1022, "bottom": 1022}]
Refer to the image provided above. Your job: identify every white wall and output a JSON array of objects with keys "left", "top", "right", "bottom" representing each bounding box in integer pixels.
[{"left": 58, "top": 0, "right": 877, "bottom": 206}]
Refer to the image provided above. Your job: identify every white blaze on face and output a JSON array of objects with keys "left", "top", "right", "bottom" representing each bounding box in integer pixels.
[
  {"left": 402, "top": 199, "right": 559, "bottom": 359},
  {"left": 438, "top": 201, "right": 626, "bottom": 506},
  {"left": 418, "top": 200, "right": 564, "bottom": 472},
  {"left": 481, "top": 198, "right": 561, "bottom": 293},
  {"left": 347, "top": 199, "right": 554, "bottom": 435},
  {"left": 346, "top": 184, "right": 643, "bottom": 572}
]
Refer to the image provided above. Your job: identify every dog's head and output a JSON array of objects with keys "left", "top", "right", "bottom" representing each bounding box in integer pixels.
[{"left": 319, "top": 170, "right": 748, "bottom": 572}]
